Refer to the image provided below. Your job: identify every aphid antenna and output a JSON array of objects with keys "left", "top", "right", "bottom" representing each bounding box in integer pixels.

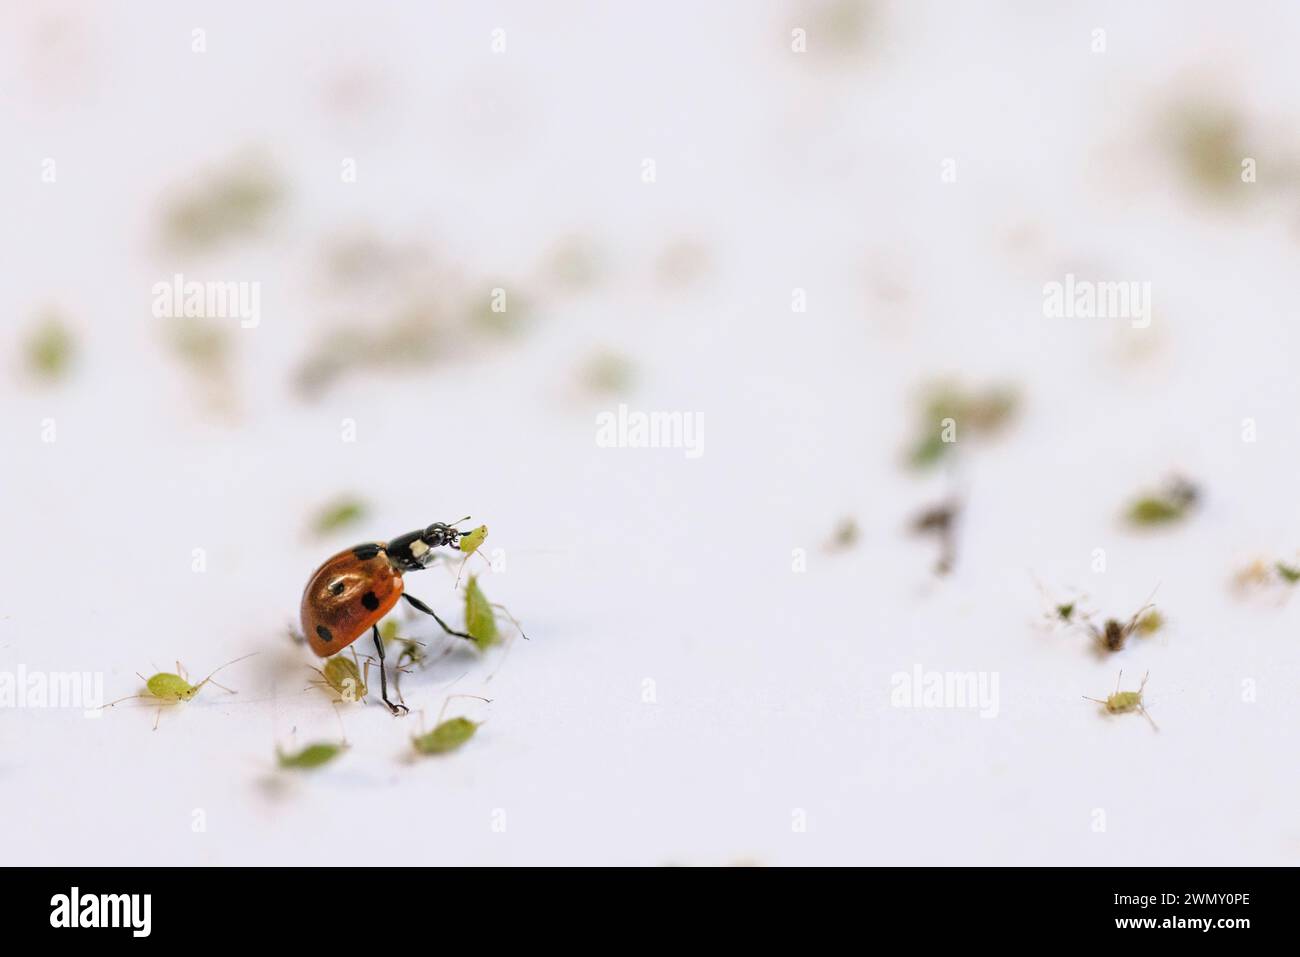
[{"left": 192, "top": 651, "right": 260, "bottom": 693}]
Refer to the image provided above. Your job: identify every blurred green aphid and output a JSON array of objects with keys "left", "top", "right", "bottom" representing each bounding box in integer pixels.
[
  {"left": 1275, "top": 561, "right": 1300, "bottom": 585},
  {"left": 465, "top": 575, "right": 499, "bottom": 648},
  {"left": 825, "top": 517, "right": 860, "bottom": 552},
  {"left": 1135, "top": 609, "right": 1165, "bottom": 635},
  {"left": 26, "top": 314, "right": 74, "bottom": 380},
  {"left": 1087, "top": 588, "right": 1159, "bottom": 653},
  {"left": 312, "top": 497, "right": 368, "bottom": 536},
  {"left": 411, "top": 695, "right": 491, "bottom": 756},
  {"left": 277, "top": 741, "right": 347, "bottom": 770},
  {"left": 907, "top": 383, "right": 1018, "bottom": 469},
  {"left": 162, "top": 155, "right": 283, "bottom": 251},
  {"left": 412, "top": 717, "right": 479, "bottom": 755},
  {"left": 1084, "top": 670, "right": 1158, "bottom": 731},
  {"left": 103, "top": 653, "right": 257, "bottom": 730},
  {"left": 580, "top": 352, "right": 635, "bottom": 395},
  {"left": 309, "top": 648, "right": 368, "bottom": 703},
  {"left": 1126, "top": 478, "right": 1199, "bottom": 527}
]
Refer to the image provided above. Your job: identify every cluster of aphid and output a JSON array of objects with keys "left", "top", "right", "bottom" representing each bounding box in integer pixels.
[
  {"left": 1040, "top": 585, "right": 1163, "bottom": 731},
  {"left": 106, "top": 517, "right": 524, "bottom": 769}
]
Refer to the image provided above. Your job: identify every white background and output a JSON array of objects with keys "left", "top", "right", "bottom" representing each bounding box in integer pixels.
[{"left": 3, "top": 1, "right": 1299, "bottom": 865}]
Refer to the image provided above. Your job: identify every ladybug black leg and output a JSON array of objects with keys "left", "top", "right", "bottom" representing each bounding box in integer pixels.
[
  {"left": 403, "top": 592, "right": 474, "bottom": 641},
  {"left": 371, "top": 624, "right": 409, "bottom": 716}
]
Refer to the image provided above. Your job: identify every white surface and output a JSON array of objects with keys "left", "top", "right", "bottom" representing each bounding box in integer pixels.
[{"left": 3, "top": 1, "right": 1299, "bottom": 865}]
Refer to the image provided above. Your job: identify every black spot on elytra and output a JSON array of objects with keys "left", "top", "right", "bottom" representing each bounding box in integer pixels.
[
  {"left": 352, "top": 543, "right": 383, "bottom": 561},
  {"left": 316, "top": 625, "right": 333, "bottom": 643},
  {"left": 361, "top": 591, "right": 380, "bottom": 611}
]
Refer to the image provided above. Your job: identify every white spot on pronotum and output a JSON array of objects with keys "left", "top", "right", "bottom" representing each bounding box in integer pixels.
[{"left": 409, "top": 539, "right": 430, "bottom": 558}]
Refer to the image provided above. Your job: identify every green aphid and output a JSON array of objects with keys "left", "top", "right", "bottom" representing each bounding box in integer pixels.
[
  {"left": 103, "top": 653, "right": 257, "bottom": 730},
  {"left": 26, "top": 315, "right": 75, "bottom": 380},
  {"left": 312, "top": 497, "right": 368, "bottom": 536},
  {"left": 458, "top": 525, "right": 488, "bottom": 556},
  {"left": 309, "top": 649, "right": 368, "bottom": 703},
  {"left": 1083, "top": 670, "right": 1158, "bottom": 731},
  {"left": 276, "top": 742, "right": 347, "bottom": 770},
  {"left": 1275, "top": 561, "right": 1300, "bottom": 585},
  {"left": 1135, "top": 609, "right": 1164, "bottom": 635},
  {"left": 412, "top": 717, "right": 480, "bottom": 755},
  {"left": 1055, "top": 602, "right": 1078, "bottom": 623},
  {"left": 464, "top": 575, "right": 500, "bottom": 648},
  {"left": 1125, "top": 478, "right": 1199, "bottom": 527},
  {"left": 907, "top": 383, "right": 1018, "bottom": 469}
]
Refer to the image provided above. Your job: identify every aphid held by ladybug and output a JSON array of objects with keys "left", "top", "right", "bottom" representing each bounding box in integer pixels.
[
  {"left": 301, "top": 518, "right": 478, "bottom": 716},
  {"left": 1083, "top": 670, "right": 1159, "bottom": 731},
  {"left": 103, "top": 653, "right": 258, "bottom": 730}
]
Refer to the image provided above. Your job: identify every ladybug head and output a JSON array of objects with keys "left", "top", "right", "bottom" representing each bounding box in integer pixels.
[
  {"left": 421, "top": 521, "right": 462, "bottom": 549},
  {"left": 385, "top": 517, "right": 471, "bottom": 572}
]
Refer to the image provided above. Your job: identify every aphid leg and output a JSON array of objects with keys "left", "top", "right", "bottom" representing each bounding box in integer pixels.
[
  {"left": 490, "top": 602, "right": 529, "bottom": 640},
  {"left": 153, "top": 705, "right": 164, "bottom": 732},
  {"left": 435, "top": 693, "right": 492, "bottom": 725},
  {"left": 371, "top": 624, "right": 409, "bottom": 716},
  {"left": 1138, "top": 705, "right": 1159, "bottom": 732},
  {"left": 403, "top": 592, "right": 474, "bottom": 641}
]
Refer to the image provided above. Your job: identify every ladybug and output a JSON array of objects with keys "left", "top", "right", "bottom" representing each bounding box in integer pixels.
[{"left": 301, "top": 520, "right": 473, "bottom": 714}]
